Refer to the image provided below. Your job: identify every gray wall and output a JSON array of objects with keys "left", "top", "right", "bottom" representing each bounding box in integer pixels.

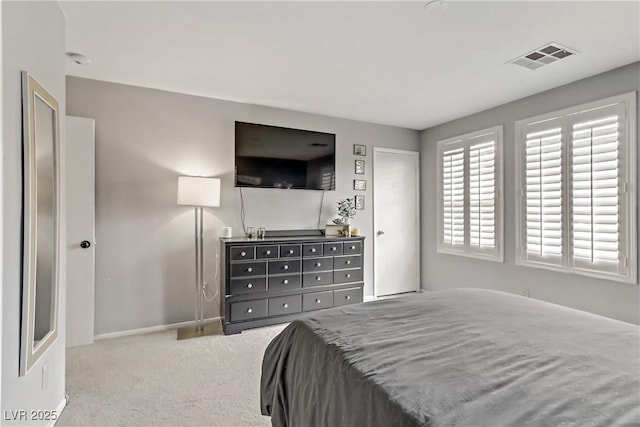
[
  {"left": 66, "top": 77, "right": 419, "bottom": 336},
  {"left": 2, "top": 1, "right": 67, "bottom": 422},
  {"left": 420, "top": 62, "right": 640, "bottom": 324}
]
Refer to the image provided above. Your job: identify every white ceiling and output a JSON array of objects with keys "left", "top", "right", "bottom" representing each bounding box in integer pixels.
[{"left": 60, "top": 1, "right": 640, "bottom": 130}]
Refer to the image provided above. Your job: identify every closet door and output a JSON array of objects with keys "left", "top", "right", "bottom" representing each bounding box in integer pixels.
[{"left": 66, "top": 116, "right": 96, "bottom": 347}]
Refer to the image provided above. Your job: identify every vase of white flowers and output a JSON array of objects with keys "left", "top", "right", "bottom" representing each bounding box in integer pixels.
[{"left": 333, "top": 198, "right": 356, "bottom": 236}]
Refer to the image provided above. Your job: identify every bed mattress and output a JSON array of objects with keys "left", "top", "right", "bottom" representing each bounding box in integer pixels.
[{"left": 260, "top": 289, "right": 640, "bottom": 427}]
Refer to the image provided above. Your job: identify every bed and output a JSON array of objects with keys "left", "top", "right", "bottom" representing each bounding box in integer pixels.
[{"left": 260, "top": 289, "right": 640, "bottom": 427}]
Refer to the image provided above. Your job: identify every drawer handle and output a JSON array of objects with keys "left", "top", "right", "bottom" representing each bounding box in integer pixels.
[
  {"left": 247, "top": 283, "right": 253, "bottom": 289},
  {"left": 331, "top": 247, "right": 336, "bottom": 251},
  {"left": 283, "top": 303, "right": 289, "bottom": 309},
  {"left": 315, "top": 299, "right": 321, "bottom": 304},
  {"left": 246, "top": 308, "right": 253, "bottom": 314},
  {"left": 311, "top": 248, "right": 317, "bottom": 253},
  {"left": 283, "top": 279, "right": 289, "bottom": 285},
  {"left": 266, "top": 250, "right": 271, "bottom": 255},
  {"left": 346, "top": 273, "right": 351, "bottom": 278},
  {"left": 283, "top": 265, "right": 289, "bottom": 270},
  {"left": 247, "top": 267, "right": 253, "bottom": 273},
  {"left": 288, "top": 249, "right": 294, "bottom": 254},
  {"left": 315, "top": 262, "right": 321, "bottom": 267},
  {"left": 346, "top": 295, "right": 351, "bottom": 300},
  {"left": 346, "top": 260, "right": 351, "bottom": 265},
  {"left": 316, "top": 276, "right": 321, "bottom": 281},
  {"left": 350, "top": 246, "right": 356, "bottom": 250},
  {"left": 241, "top": 251, "right": 246, "bottom": 257}
]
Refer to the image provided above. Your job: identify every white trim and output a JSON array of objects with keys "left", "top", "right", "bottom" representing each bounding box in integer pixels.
[
  {"left": 94, "top": 317, "right": 222, "bottom": 341},
  {"left": 363, "top": 295, "right": 376, "bottom": 303},
  {"left": 515, "top": 91, "right": 637, "bottom": 284},
  {"left": 50, "top": 396, "right": 67, "bottom": 427},
  {"left": 0, "top": 1, "right": 3, "bottom": 406},
  {"left": 371, "top": 147, "right": 419, "bottom": 156},
  {"left": 372, "top": 147, "right": 420, "bottom": 299},
  {"left": 436, "top": 125, "right": 504, "bottom": 262}
]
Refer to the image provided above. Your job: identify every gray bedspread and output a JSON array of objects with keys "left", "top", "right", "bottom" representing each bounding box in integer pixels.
[{"left": 260, "top": 289, "right": 640, "bottom": 427}]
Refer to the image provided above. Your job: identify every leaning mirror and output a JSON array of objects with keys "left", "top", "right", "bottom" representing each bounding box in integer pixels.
[{"left": 20, "top": 71, "right": 61, "bottom": 376}]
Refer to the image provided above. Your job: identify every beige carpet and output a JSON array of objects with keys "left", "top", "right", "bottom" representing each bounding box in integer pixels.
[{"left": 58, "top": 324, "right": 287, "bottom": 426}]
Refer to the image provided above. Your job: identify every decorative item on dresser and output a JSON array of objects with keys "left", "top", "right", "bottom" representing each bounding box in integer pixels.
[{"left": 220, "top": 235, "right": 365, "bottom": 334}]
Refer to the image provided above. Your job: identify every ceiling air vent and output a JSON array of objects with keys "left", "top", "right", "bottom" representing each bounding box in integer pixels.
[{"left": 509, "top": 43, "right": 577, "bottom": 70}]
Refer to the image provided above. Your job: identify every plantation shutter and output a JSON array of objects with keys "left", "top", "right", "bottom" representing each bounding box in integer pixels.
[
  {"left": 516, "top": 93, "right": 635, "bottom": 283},
  {"left": 524, "top": 125, "right": 563, "bottom": 261},
  {"left": 442, "top": 146, "right": 465, "bottom": 246},
  {"left": 438, "top": 126, "right": 503, "bottom": 261},
  {"left": 570, "top": 103, "right": 626, "bottom": 275},
  {"left": 469, "top": 139, "right": 496, "bottom": 250}
]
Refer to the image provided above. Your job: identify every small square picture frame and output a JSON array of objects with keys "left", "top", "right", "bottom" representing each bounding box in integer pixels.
[
  {"left": 353, "top": 179, "right": 366, "bottom": 191},
  {"left": 355, "top": 195, "right": 365, "bottom": 210},
  {"left": 353, "top": 144, "right": 367, "bottom": 156},
  {"left": 355, "top": 159, "right": 365, "bottom": 175}
]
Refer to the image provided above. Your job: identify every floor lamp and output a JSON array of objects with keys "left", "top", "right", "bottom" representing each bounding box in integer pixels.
[{"left": 176, "top": 176, "right": 221, "bottom": 340}]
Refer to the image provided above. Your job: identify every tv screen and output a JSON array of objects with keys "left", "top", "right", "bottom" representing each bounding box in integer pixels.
[{"left": 235, "top": 122, "right": 336, "bottom": 190}]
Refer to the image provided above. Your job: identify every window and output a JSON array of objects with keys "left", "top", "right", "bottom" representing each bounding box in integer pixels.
[
  {"left": 515, "top": 92, "right": 637, "bottom": 284},
  {"left": 437, "top": 126, "right": 503, "bottom": 262}
]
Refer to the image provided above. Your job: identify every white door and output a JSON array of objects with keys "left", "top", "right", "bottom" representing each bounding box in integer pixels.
[
  {"left": 373, "top": 148, "right": 420, "bottom": 297},
  {"left": 65, "top": 116, "right": 96, "bottom": 347}
]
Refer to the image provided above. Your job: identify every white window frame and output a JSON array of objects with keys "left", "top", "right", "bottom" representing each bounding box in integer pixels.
[
  {"left": 515, "top": 92, "right": 637, "bottom": 284},
  {"left": 437, "top": 125, "right": 504, "bottom": 262}
]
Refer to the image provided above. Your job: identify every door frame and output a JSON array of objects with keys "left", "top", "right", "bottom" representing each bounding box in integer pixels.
[{"left": 372, "top": 147, "right": 421, "bottom": 299}]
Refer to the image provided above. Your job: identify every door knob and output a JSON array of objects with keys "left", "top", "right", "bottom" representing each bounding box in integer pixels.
[
  {"left": 377, "top": 230, "right": 385, "bottom": 236},
  {"left": 80, "top": 240, "right": 91, "bottom": 249}
]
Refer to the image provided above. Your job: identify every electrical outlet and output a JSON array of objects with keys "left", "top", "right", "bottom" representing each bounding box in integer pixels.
[{"left": 521, "top": 288, "right": 530, "bottom": 298}]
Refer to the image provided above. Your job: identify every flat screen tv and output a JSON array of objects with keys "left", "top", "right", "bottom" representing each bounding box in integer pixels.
[{"left": 235, "top": 122, "right": 336, "bottom": 190}]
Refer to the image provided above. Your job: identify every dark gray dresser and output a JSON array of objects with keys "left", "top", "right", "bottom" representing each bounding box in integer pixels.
[{"left": 220, "top": 236, "right": 365, "bottom": 334}]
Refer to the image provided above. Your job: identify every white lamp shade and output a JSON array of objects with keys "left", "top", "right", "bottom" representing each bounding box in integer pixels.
[{"left": 177, "top": 176, "right": 221, "bottom": 207}]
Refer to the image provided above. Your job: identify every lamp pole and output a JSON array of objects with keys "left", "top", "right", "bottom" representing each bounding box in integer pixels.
[
  {"left": 176, "top": 176, "right": 222, "bottom": 340},
  {"left": 195, "top": 205, "right": 204, "bottom": 332}
]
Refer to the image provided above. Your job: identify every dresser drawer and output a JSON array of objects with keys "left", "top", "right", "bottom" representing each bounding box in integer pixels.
[
  {"left": 334, "top": 268, "right": 363, "bottom": 284},
  {"left": 280, "top": 244, "right": 301, "bottom": 258},
  {"left": 302, "top": 257, "right": 333, "bottom": 272},
  {"left": 256, "top": 245, "right": 279, "bottom": 259},
  {"left": 230, "top": 261, "right": 266, "bottom": 278},
  {"left": 334, "top": 287, "right": 363, "bottom": 307},
  {"left": 268, "top": 259, "right": 301, "bottom": 275},
  {"left": 302, "top": 243, "right": 323, "bottom": 257},
  {"left": 302, "top": 271, "right": 333, "bottom": 287},
  {"left": 323, "top": 242, "right": 343, "bottom": 256},
  {"left": 268, "top": 274, "right": 301, "bottom": 291},
  {"left": 268, "top": 295, "right": 302, "bottom": 317},
  {"left": 230, "top": 246, "right": 255, "bottom": 261},
  {"left": 343, "top": 241, "right": 362, "bottom": 255},
  {"left": 302, "top": 291, "right": 333, "bottom": 312},
  {"left": 333, "top": 255, "right": 361, "bottom": 270},
  {"left": 230, "top": 299, "right": 267, "bottom": 322},
  {"left": 229, "top": 277, "right": 266, "bottom": 294}
]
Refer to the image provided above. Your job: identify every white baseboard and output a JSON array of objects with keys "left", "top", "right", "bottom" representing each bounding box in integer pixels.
[
  {"left": 364, "top": 295, "right": 376, "bottom": 302},
  {"left": 50, "top": 396, "right": 67, "bottom": 427},
  {"left": 94, "top": 317, "right": 222, "bottom": 341}
]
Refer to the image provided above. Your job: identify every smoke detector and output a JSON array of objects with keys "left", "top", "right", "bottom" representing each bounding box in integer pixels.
[
  {"left": 509, "top": 43, "right": 577, "bottom": 70},
  {"left": 66, "top": 52, "right": 92, "bottom": 65}
]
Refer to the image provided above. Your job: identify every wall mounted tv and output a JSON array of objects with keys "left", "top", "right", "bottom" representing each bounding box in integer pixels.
[{"left": 235, "top": 122, "right": 336, "bottom": 190}]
